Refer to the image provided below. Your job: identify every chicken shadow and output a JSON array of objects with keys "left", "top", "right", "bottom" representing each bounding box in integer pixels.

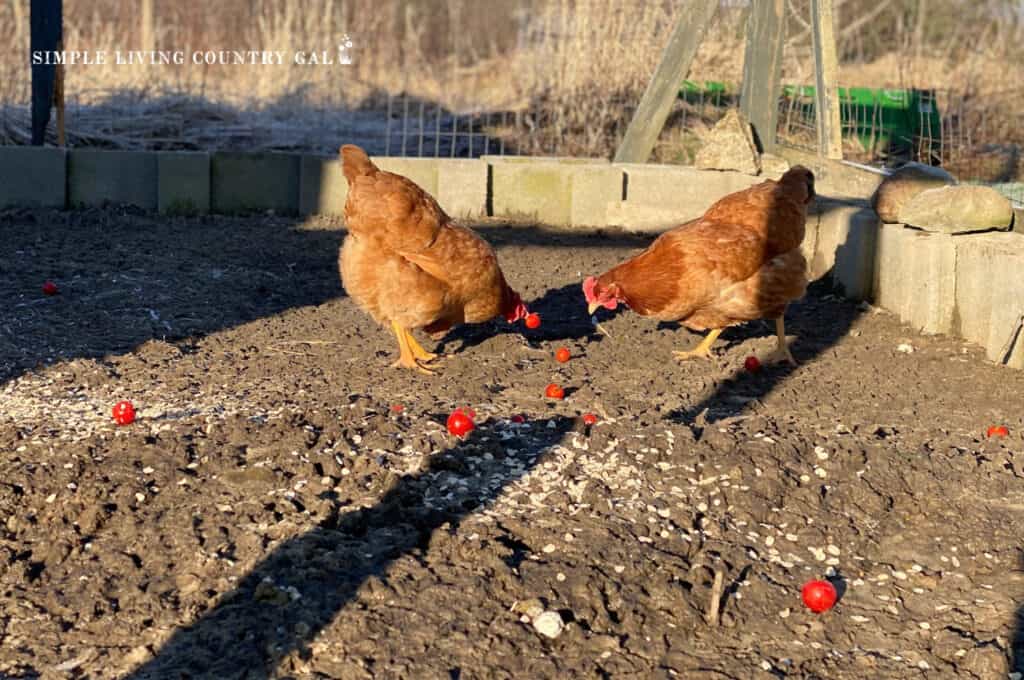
[{"left": 125, "top": 415, "right": 577, "bottom": 679}]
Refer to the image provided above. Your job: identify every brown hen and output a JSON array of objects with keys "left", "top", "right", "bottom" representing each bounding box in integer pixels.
[
  {"left": 339, "top": 145, "right": 528, "bottom": 374},
  {"left": 583, "top": 166, "right": 815, "bottom": 365}
]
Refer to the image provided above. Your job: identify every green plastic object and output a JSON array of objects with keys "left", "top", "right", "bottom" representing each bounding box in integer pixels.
[{"left": 679, "top": 80, "right": 942, "bottom": 159}]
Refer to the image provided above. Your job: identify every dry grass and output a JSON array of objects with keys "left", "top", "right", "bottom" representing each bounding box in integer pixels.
[{"left": 0, "top": 0, "right": 1021, "bottom": 164}]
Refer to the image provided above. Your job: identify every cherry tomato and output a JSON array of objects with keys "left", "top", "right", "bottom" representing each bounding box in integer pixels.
[
  {"left": 510, "top": 414, "right": 526, "bottom": 424},
  {"left": 545, "top": 383, "right": 564, "bottom": 400},
  {"left": 42, "top": 281, "right": 59, "bottom": 296},
  {"left": 744, "top": 356, "right": 762, "bottom": 373},
  {"left": 446, "top": 409, "right": 475, "bottom": 438},
  {"left": 582, "top": 413, "right": 598, "bottom": 426},
  {"left": 112, "top": 400, "right": 136, "bottom": 426},
  {"left": 801, "top": 580, "right": 837, "bottom": 613},
  {"left": 524, "top": 313, "right": 541, "bottom": 329},
  {"left": 555, "top": 347, "right": 571, "bottom": 363},
  {"left": 987, "top": 425, "right": 1009, "bottom": 438}
]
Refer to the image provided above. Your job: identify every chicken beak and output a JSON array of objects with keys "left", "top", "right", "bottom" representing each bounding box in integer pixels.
[{"left": 587, "top": 302, "right": 600, "bottom": 316}]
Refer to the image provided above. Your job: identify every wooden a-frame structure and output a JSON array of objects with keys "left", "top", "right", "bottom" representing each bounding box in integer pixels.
[{"left": 614, "top": 0, "right": 843, "bottom": 164}]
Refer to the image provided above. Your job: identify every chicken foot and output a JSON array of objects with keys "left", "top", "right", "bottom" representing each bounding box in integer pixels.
[
  {"left": 766, "top": 316, "right": 797, "bottom": 365},
  {"left": 390, "top": 321, "right": 440, "bottom": 375},
  {"left": 674, "top": 328, "right": 723, "bottom": 361}
]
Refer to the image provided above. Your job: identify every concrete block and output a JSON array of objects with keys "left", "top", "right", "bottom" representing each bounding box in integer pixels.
[
  {"left": 436, "top": 159, "right": 487, "bottom": 219},
  {"left": 68, "top": 149, "right": 157, "bottom": 210},
  {"left": 569, "top": 165, "right": 623, "bottom": 227},
  {"left": 830, "top": 207, "right": 879, "bottom": 301},
  {"left": 300, "top": 156, "right": 347, "bottom": 216},
  {"left": 605, "top": 202, "right": 683, "bottom": 233},
  {"left": 482, "top": 155, "right": 609, "bottom": 165},
  {"left": 157, "top": 151, "right": 209, "bottom": 215},
  {"left": 374, "top": 157, "right": 439, "bottom": 196},
  {"left": 988, "top": 249, "right": 1024, "bottom": 369},
  {"left": 0, "top": 146, "right": 66, "bottom": 208},
  {"left": 954, "top": 233, "right": 1012, "bottom": 349},
  {"left": 490, "top": 161, "right": 572, "bottom": 225},
  {"left": 617, "top": 163, "right": 761, "bottom": 227},
  {"left": 872, "top": 223, "right": 916, "bottom": 321},
  {"left": 906, "top": 231, "right": 957, "bottom": 334},
  {"left": 211, "top": 152, "right": 300, "bottom": 215}
]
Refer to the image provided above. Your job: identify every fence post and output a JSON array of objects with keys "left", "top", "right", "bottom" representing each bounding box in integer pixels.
[
  {"left": 141, "top": 0, "right": 155, "bottom": 52},
  {"left": 739, "top": 0, "right": 786, "bottom": 154},
  {"left": 613, "top": 0, "right": 717, "bottom": 164},
  {"left": 29, "top": 0, "right": 61, "bottom": 145},
  {"left": 811, "top": 0, "right": 843, "bottom": 159}
]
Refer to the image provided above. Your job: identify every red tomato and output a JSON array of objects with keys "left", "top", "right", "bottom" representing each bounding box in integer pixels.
[
  {"left": 510, "top": 414, "right": 526, "bottom": 424},
  {"left": 987, "top": 425, "right": 1009, "bottom": 438},
  {"left": 446, "top": 409, "right": 475, "bottom": 438},
  {"left": 555, "top": 347, "right": 571, "bottom": 363},
  {"left": 801, "top": 580, "right": 837, "bottom": 613},
  {"left": 112, "top": 400, "right": 136, "bottom": 426},
  {"left": 524, "top": 313, "right": 541, "bottom": 329},
  {"left": 42, "top": 281, "right": 59, "bottom": 296},
  {"left": 744, "top": 356, "right": 762, "bottom": 373},
  {"left": 582, "top": 413, "right": 598, "bottom": 426},
  {"left": 390, "top": 404, "right": 404, "bottom": 413},
  {"left": 545, "top": 383, "right": 565, "bottom": 400}
]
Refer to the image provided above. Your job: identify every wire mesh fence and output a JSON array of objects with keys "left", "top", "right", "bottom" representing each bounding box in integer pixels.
[{"left": 2, "top": 81, "right": 1021, "bottom": 206}]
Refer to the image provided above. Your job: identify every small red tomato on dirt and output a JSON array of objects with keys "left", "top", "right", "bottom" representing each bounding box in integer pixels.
[
  {"left": 801, "top": 580, "right": 837, "bottom": 613},
  {"left": 446, "top": 409, "right": 475, "bottom": 438},
  {"left": 582, "top": 413, "right": 598, "bottom": 426},
  {"left": 391, "top": 404, "right": 404, "bottom": 413},
  {"left": 510, "top": 414, "right": 526, "bottom": 424},
  {"left": 545, "top": 383, "right": 565, "bottom": 400},
  {"left": 555, "top": 347, "right": 571, "bottom": 363},
  {"left": 744, "top": 356, "right": 762, "bottom": 373},
  {"left": 42, "top": 281, "right": 58, "bottom": 296},
  {"left": 112, "top": 400, "right": 136, "bottom": 426},
  {"left": 524, "top": 313, "right": 541, "bottom": 329},
  {"left": 986, "top": 425, "right": 1009, "bottom": 438}
]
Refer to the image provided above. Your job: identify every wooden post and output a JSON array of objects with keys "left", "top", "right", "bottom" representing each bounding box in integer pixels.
[
  {"left": 739, "top": 0, "right": 786, "bottom": 154},
  {"left": 141, "top": 0, "right": 155, "bottom": 52},
  {"left": 54, "top": 37, "right": 64, "bottom": 146},
  {"left": 613, "top": 0, "right": 717, "bottom": 164},
  {"left": 30, "top": 0, "right": 61, "bottom": 145},
  {"left": 811, "top": 0, "right": 843, "bottom": 159}
]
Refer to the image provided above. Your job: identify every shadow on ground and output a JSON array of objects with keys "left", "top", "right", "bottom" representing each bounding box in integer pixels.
[{"left": 126, "top": 415, "right": 577, "bottom": 679}]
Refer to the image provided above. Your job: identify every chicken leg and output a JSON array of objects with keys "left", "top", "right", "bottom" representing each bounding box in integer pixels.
[
  {"left": 674, "top": 328, "right": 723, "bottom": 361},
  {"left": 766, "top": 316, "right": 797, "bottom": 365},
  {"left": 390, "top": 321, "right": 439, "bottom": 375}
]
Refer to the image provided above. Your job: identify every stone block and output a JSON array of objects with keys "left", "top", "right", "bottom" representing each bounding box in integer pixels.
[
  {"left": 68, "top": 149, "right": 157, "bottom": 210},
  {"left": 436, "top": 159, "right": 487, "bottom": 219},
  {"left": 0, "top": 146, "right": 66, "bottom": 208},
  {"left": 490, "top": 160, "right": 572, "bottom": 225},
  {"left": 157, "top": 151, "right": 209, "bottom": 215},
  {"left": 299, "top": 155, "right": 347, "bottom": 216},
  {"left": 211, "top": 152, "right": 300, "bottom": 215},
  {"left": 569, "top": 165, "right": 623, "bottom": 227}
]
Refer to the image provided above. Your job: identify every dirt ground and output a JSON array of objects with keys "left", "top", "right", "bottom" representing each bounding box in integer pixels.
[{"left": 1, "top": 207, "right": 1023, "bottom": 680}]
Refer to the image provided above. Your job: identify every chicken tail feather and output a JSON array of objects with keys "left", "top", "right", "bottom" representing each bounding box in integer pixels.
[{"left": 340, "top": 144, "right": 378, "bottom": 184}]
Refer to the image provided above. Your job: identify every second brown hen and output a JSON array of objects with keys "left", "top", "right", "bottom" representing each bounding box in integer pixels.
[
  {"left": 339, "top": 145, "right": 528, "bottom": 375},
  {"left": 583, "top": 166, "right": 815, "bottom": 365}
]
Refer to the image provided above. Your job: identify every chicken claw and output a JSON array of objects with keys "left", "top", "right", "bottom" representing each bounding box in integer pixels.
[
  {"left": 674, "top": 328, "right": 722, "bottom": 361},
  {"left": 391, "top": 322, "right": 440, "bottom": 375},
  {"left": 768, "top": 317, "right": 797, "bottom": 366}
]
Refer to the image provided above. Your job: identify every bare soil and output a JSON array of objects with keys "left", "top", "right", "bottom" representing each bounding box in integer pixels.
[{"left": 1, "top": 208, "right": 1023, "bottom": 679}]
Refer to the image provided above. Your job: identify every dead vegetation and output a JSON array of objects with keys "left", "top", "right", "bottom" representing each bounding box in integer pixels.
[{"left": 0, "top": 0, "right": 1021, "bottom": 169}]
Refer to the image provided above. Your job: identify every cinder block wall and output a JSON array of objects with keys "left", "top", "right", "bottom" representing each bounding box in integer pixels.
[{"left": 1, "top": 144, "right": 1021, "bottom": 369}]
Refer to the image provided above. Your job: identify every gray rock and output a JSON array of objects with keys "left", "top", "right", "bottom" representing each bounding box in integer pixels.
[
  {"left": 898, "top": 185, "right": 1014, "bottom": 233},
  {"left": 871, "top": 162, "right": 956, "bottom": 223},
  {"left": 695, "top": 109, "right": 761, "bottom": 176},
  {"left": 760, "top": 153, "right": 791, "bottom": 177}
]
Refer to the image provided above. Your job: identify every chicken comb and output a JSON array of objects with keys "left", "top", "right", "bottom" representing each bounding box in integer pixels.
[{"left": 582, "top": 276, "right": 598, "bottom": 302}]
